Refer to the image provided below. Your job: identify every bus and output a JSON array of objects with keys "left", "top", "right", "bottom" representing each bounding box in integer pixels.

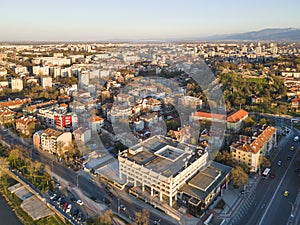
[{"left": 262, "top": 168, "right": 271, "bottom": 178}]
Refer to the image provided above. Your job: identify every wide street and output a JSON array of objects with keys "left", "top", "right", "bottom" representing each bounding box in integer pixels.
[
  {"left": 0, "top": 128, "right": 178, "bottom": 225},
  {"left": 229, "top": 124, "right": 300, "bottom": 225}
]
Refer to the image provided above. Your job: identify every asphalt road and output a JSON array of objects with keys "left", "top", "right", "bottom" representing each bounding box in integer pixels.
[
  {"left": 0, "top": 128, "right": 177, "bottom": 225},
  {"left": 233, "top": 128, "right": 300, "bottom": 225}
]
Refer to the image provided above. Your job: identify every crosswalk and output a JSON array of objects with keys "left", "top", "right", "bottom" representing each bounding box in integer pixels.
[{"left": 227, "top": 178, "right": 259, "bottom": 225}]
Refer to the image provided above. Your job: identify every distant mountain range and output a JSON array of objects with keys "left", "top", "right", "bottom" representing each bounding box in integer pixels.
[{"left": 200, "top": 28, "right": 300, "bottom": 41}]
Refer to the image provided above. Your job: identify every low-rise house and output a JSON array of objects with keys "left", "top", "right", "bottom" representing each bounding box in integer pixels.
[
  {"left": 16, "top": 116, "right": 37, "bottom": 136},
  {"left": 0, "top": 107, "right": 15, "bottom": 125},
  {"left": 88, "top": 116, "right": 104, "bottom": 132},
  {"left": 73, "top": 127, "right": 91, "bottom": 143}
]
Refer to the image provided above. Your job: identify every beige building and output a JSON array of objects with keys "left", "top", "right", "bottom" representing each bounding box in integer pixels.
[
  {"left": 230, "top": 126, "right": 277, "bottom": 172},
  {"left": 11, "top": 78, "right": 23, "bottom": 91},
  {"left": 40, "top": 128, "right": 72, "bottom": 157}
]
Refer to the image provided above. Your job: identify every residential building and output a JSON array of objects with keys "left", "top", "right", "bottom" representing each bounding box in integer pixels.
[
  {"left": 33, "top": 130, "right": 43, "bottom": 149},
  {"left": 88, "top": 116, "right": 104, "bottom": 132},
  {"left": 230, "top": 126, "right": 277, "bottom": 172},
  {"left": 73, "top": 127, "right": 91, "bottom": 143},
  {"left": 40, "top": 128, "right": 72, "bottom": 156},
  {"left": 0, "top": 98, "right": 31, "bottom": 109},
  {"left": 190, "top": 109, "right": 248, "bottom": 132},
  {"left": 37, "top": 105, "right": 73, "bottom": 131},
  {"left": 0, "top": 67, "right": 7, "bottom": 77},
  {"left": 226, "top": 109, "right": 248, "bottom": 132},
  {"left": 0, "top": 107, "right": 15, "bottom": 125},
  {"left": 11, "top": 78, "right": 23, "bottom": 91},
  {"left": 16, "top": 116, "right": 37, "bottom": 136},
  {"left": 41, "top": 76, "right": 52, "bottom": 89}
]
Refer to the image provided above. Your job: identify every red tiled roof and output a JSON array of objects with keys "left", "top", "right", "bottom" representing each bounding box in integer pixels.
[
  {"left": 227, "top": 109, "right": 248, "bottom": 123},
  {"left": 193, "top": 111, "right": 226, "bottom": 120},
  {"left": 88, "top": 116, "right": 104, "bottom": 123},
  {"left": 232, "top": 126, "right": 276, "bottom": 154}
]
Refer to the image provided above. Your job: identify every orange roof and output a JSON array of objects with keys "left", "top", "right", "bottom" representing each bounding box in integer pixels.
[
  {"left": 232, "top": 126, "right": 276, "bottom": 154},
  {"left": 16, "top": 116, "right": 36, "bottom": 125},
  {"left": 88, "top": 116, "right": 104, "bottom": 123},
  {"left": 0, "top": 98, "right": 31, "bottom": 108},
  {"left": 193, "top": 111, "right": 226, "bottom": 120},
  {"left": 227, "top": 109, "right": 248, "bottom": 123}
]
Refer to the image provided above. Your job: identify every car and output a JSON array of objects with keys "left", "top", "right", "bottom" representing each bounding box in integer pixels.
[
  {"left": 52, "top": 195, "right": 59, "bottom": 201},
  {"left": 120, "top": 204, "right": 126, "bottom": 211},
  {"left": 70, "top": 197, "right": 77, "bottom": 203},
  {"left": 50, "top": 193, "right": 57, "bottom": 200},
  {"left": 294, "top": 136, "right": 299, "bottom": 142},
  {"left": 63, "top": 202, "right": 68, "bottom": 210},
  {"left": 295, "top": 168, "right": 299, "bottom": 173},
  {"left": 290, "top": 146, "right": 295, "bottom": 151},
  {"left": 270, "top": 173, "right": 275, "bottom": 179},
  {"left": 240, "top": 190, "right": 246, "bottom": 195},
  {"left": 287, "top": 156, "right": 292, "bottom": 160},
  {"left": 277, "top": 160, "right": 282, "bottom": 166},
  {"left": 66, "top": 204, "right": 72, "bottom": 213},
  {"left": 76, "top": 199, "right": 83, "bottom": 206},
  {"left": 284, "top": 190, "right": 289, "bottom": 197}
]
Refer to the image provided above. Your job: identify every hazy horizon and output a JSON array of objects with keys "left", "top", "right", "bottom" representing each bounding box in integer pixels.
[{"left": 0, "top": 0, "right": 299, "bottom": 42}]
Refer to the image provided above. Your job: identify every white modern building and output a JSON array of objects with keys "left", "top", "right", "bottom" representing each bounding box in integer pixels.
[{"left": 118, "top": 135, "right": 208, "bottom": 206}]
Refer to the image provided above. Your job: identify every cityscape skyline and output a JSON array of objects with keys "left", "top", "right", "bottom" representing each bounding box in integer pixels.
[{"left": 0, "top": 0, "right": 299, "bottom": 41}]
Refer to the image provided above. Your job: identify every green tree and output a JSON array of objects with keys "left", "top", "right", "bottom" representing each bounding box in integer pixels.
[
  {"left": 231, "top": 166, "right": 249, "bottom": 188},
  {"left": 98, "top": 210, "right": 113, "bottom": 225},
  {"left": 8, "top": 149, "right": 20, "bottom": 168},
  {"left": 259, "top": 118, "right": 267, "bottom": 126},
  {"left": 261, "top": 157, "right": 271, "bottom": 168},
  {"left": 135, "top": 208, "right": 150, "bottom": 225},
  {"left": 0, "top": 157, "right": 9, "bottom": 178}
]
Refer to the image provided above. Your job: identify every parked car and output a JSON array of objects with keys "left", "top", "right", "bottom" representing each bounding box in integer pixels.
[
  {"left": 50, "top": 193, "right": 57, "bottom": 200},
  {"left": 66, "top": 204, "right": 72, "bottom": 213},
  {"left": 293, "top": 136, "right": 299, "bottom": 142},
  {"left": 120, "top": 204, "right": 126, "bottom": 211},
  {"left": 76, "top": 199, "right": 83, "bottom": 206}
]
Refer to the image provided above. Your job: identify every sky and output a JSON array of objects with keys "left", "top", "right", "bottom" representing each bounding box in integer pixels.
[{"left": 0, "top": 0, "right": 299, "bottom": 41}]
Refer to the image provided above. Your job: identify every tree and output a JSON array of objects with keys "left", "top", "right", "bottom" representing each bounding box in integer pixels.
[
  {"left": 8, "top": 149, "right": 20, "bottom": 168},
  {"left": 98, "top": 210, "right": 113, "bottom": 225},
  {"left": 135, "top": 208, "right": 150, "bottom": 225},
  {"left": 0, "top": 157, "right": 9, "bottom": 178},
  {"left": 244, "top": 117, "right": 256, "bottom": 127},
  {"left": 261, "top": 157, "right": 271, "bottom": 168},
  {"left": 231, "top": 166, "right": 249, "bottom": 188},
  {"left": 214, "top": 151, "right": 233, "bottom": 166},
  {"left": 259, "top": 118, "right": 267, "bottom": 126}
]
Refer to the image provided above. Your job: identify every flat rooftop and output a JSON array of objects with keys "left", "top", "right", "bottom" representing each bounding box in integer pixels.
[
  {"left": 179, "top": 161, "right": 232, "bottom": 200},
  {"left": 121, "top": 135, "right": 207, "bottom": 178}
]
